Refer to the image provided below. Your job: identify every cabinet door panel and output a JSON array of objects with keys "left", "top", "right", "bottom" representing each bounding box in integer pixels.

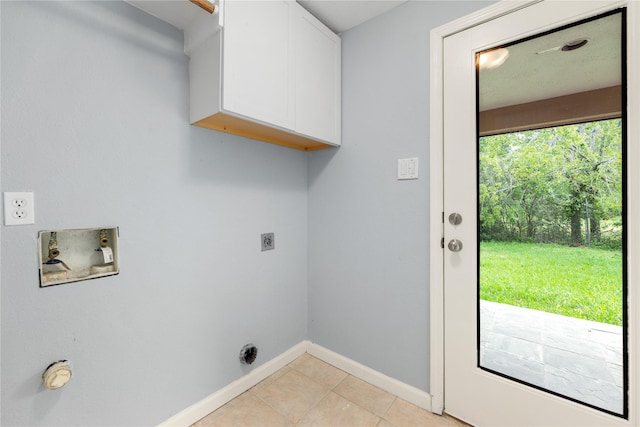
[
  {"left": 295, "top": 8, "right": 341, "bottom": 145},
  {"left": 222, "top": 0, "right": 292, "bottom": 129}
]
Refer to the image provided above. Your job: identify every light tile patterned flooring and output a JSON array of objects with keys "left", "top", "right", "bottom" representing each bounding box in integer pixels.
[{"left": 192, "top": 353, "right": 467, "bottom": 427}]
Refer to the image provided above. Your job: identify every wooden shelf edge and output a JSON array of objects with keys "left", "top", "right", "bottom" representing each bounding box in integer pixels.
[{"left": 193, "top": 112, "right": 338, "bottom": 151}]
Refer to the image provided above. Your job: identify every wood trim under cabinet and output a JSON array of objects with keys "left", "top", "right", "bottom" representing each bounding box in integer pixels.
[
  {"left": 189, "top": 0, "right": 215, "bottom": 14},
  {"left": 194, "top": 112, "right": 334, "bottom": 151}
]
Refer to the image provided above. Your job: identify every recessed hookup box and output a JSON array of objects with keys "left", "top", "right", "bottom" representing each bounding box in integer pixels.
[{"left": 38, "top": 227, "right": 119, "bottom": 287}]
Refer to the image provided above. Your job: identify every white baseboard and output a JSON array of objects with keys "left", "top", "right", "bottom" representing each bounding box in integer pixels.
[
  {"left": 307, "top": 342, "right": 433, "bottom": 412},
  {"left": 158, "top": 341, "right": 309, "bottom": 427},
  {"left": 158, "top": 340, "right": 433, "bottom": 426}
]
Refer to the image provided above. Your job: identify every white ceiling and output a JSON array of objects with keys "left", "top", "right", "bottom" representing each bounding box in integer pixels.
[
  {"left": 480, "top": 12, "right": 621, "bottom": 111},
  {"left": 297, "top": 0, "right": 406, "bottom": 33},
  {"left": 126, "top": 0, "right": 407, "bottom": 34},
  {"left": 126, "top": 1, "right": 621, "bottom": 112}
]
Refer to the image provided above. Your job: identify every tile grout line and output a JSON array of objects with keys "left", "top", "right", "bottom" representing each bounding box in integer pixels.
[
  {"left": 288, "top": 356, "right": 334, "bottom": 424},
  {"left": 193, "top": 353, "right": 451, "bottom": 427},
  {"left": 288, "top": 361, "right": 367, "bottom": 425},
  {"left": 250, "top": 356, "right": 344, "bottom": 425},
  {"left": 378, "top": 396, "right": 399, "bottom": 425},
  {"left": 332, "top": 375, "right": 399, "bottom": 425},
  {"left": 290, "top": 386, "right": 332, "bottom": 424},
  {"left": 287, "top": 359, "right": 386, "bottom": 426},
  {"left": 250, "top": 364, "right": 307, "bottom": 424},
  {"left": 329, "top": 374, "right": 385, "bottom": 425}
]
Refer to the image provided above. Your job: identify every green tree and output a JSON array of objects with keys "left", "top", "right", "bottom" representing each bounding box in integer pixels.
[
  {"left": 558, "top": 121, "right": 622, "bottom": 246},
  {"left": 479, "top": 119, "right": 622, "bottom": 246}
]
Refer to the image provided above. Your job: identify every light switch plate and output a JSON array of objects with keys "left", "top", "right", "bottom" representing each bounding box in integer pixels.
[
  {"left": 4, "top": 192, "right": 35, "bottom": 225},
  {"left": 398, "top": 158, "right": 419, "bottom": 180}
]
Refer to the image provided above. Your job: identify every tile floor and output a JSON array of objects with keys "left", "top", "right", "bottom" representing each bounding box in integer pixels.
[{"left": 192, "top": 353, "right": 467, "bottom": 427}]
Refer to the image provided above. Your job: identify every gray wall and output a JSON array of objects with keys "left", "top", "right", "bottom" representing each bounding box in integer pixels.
[
  {"left": 1, "top": 2, "right": 307, "bottom": 425},
  {"left": 1, "top": 0, "right": 497, "bottom": 425},
  {"left": 308, "top": 0, "right": 493, "bottom": 392}
]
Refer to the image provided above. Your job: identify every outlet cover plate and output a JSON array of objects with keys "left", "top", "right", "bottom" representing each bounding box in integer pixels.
[
  {"left": 4, "top": 192, "right": 35, "bottom": 225},
  {"left": 261, "top": 233, "right": 275, "bottom": 251}
]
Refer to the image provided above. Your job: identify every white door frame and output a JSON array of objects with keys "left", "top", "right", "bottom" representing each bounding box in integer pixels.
[{"left": 428, "top": 0, "right": 640, "bottom": 417}]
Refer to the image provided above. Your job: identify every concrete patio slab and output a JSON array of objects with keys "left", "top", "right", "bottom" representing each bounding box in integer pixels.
[{"left": 480, "top": 300, "right": 624, "bottom": 415}]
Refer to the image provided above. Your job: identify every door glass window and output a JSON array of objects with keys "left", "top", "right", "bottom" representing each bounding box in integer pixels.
[{"left": 477, "top": 10, "right": 627, "bottom": 417}]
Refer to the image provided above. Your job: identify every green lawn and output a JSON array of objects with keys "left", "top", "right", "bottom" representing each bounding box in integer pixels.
[{"left": 480, "top": 241, "right": 623, "bottom": 326}]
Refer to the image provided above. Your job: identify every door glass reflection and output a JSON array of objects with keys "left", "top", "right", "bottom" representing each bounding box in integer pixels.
[{"left": 477, "top": 10, "right": 626, "bottom": 417}]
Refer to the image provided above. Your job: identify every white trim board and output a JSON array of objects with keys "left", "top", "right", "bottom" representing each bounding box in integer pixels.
[
  {"left": 158, "top": 340, "right": 433, "bottom": 426},
  {"left": 428, "top": 0, "right": 542, "bottom": 416},
  {"left": 158, "top": 342, "right": 308, "bottom": 427},
  {"left": 307, "top": 343, "right": 432, "bottom": 412}
]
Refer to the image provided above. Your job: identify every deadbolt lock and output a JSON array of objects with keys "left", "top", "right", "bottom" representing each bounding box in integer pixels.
[{"left": 448, "top": 213, "right": 463, "bottom": 225}]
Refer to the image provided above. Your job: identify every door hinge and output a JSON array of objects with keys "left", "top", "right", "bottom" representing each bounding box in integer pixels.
[{"left": 441, "top": 212, "right": 445, "bottom": 249}]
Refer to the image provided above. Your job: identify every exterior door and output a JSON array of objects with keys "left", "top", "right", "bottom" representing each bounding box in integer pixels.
[{"left": 442, "top": 1, "right": 639, "bottom": 425}]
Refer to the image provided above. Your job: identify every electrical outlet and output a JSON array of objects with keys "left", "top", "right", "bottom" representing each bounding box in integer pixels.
[
  {"left": 261, "top": 232, "right": 275, "bottom": 251},
  {"left": 4, "top": 192, "right": 35, "bottom": 226}
]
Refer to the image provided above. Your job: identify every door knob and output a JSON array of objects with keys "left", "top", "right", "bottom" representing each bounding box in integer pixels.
[{"left": 448, "top": 239, "right": 463, "bottom": 252}]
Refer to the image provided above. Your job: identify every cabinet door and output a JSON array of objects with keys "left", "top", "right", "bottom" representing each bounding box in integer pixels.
[
  {"left": 294, "top": 6, "right": 341, "bottom": 145},
  {"left": 222, "top": 0, "right": 293, "bottom": 129}
]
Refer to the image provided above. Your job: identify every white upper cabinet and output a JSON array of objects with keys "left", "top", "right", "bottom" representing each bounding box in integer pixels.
[
  {"left": 188, "top": 0, "right": 341, "bottom": 151},
  {"left": 222, "top": 0, "right": 293, "bottom": 130},
  {"left": 294, "top": 6, "right": 341, "bottom": 145}
]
